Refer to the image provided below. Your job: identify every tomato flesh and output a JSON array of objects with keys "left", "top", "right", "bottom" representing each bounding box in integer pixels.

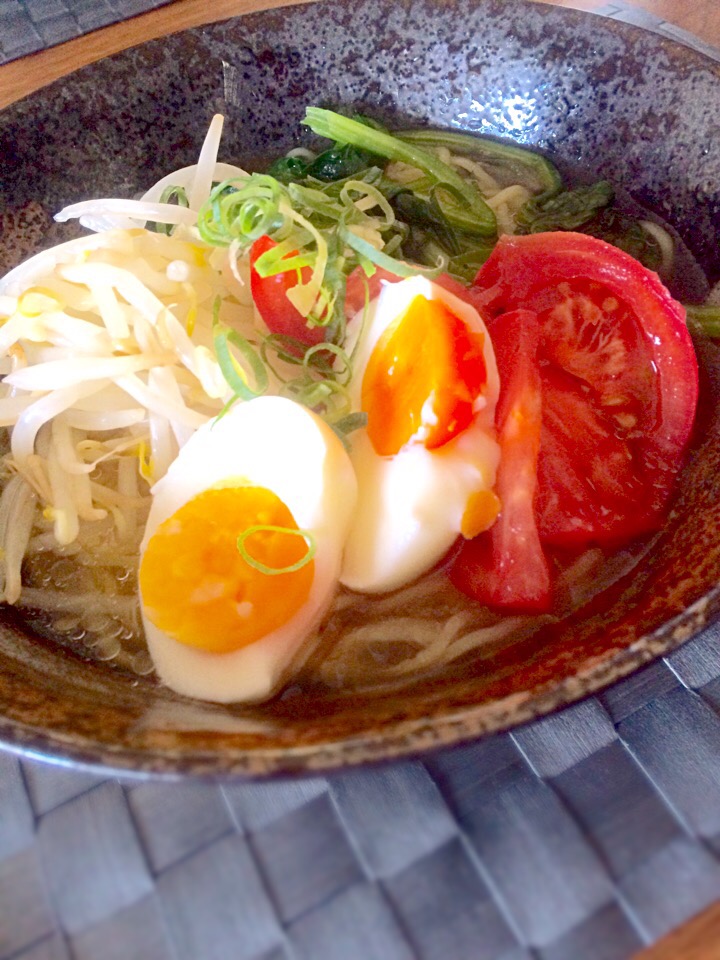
[
  {"left": 538, "top": 277, "right": 656, "bottom": 425},
  {"left": 249, "top": 235, "right": 326, "bottom": 347},
  {"left": 536, "top": 368, "right": 649, "bottom": 543},
  {"left": 473, "top": 232, "right": 698, "bottom": 546}
]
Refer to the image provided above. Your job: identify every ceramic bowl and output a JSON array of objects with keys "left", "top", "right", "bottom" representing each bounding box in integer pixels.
[{"left": 1, "top": 0, "right": 720, "bottom": 778}]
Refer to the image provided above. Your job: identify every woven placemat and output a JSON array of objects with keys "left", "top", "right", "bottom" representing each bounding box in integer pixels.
[
  {"left": 0, "top": 0, "right": 176, "bottom": 64},
  {"left": 2, "top": 627, "right": 720, "bottom": 959},
  {"left": 2, "top": 2, "right": 720, "bottom": 958}
]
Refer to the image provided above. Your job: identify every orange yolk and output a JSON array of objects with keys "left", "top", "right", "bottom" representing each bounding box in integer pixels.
[
  {"left": 361, "top": 295, "right": 487, "bottom": 456},
  {"left": 139, "top": 485, "right": 314, "bottom": 654},
  {"left": 461, "top": 489, "right": 502, "bottom": 539}
]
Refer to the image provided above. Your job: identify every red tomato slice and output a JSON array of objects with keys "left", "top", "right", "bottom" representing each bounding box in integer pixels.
[
  {"left": 473, "top": 232, "right": 698, "bottom": 545},
  {"left": 450, "top": 309, "right": 551, "bottom": 612},
  {"left": 249, "top": 235, "right": 326, "bottom": 347}
]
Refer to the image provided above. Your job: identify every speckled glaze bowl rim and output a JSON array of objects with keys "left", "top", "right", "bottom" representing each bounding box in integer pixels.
[
  {"left": 1, "top": 0, "right": 720, "bottom": 780},
  {"left": 2, "top": 574, "right": 719, "bottom": 783}
]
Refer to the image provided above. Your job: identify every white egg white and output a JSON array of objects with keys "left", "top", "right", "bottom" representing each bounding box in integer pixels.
[
  {"left": 340, "top": 276, "right": 501, "bottom": 593},
  {"left": 139, "top": 395, "right": 357, "bottom": 703}
]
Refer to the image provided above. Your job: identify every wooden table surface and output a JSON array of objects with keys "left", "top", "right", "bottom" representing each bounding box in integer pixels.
[
  {"left": 1, "top": 0, "right": 719, "bottom": 956},
  {"left": 542, "top": 0, "right": 720, "bottom": 48}
]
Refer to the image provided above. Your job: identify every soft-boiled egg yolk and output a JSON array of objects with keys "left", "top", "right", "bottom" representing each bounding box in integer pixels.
[
  {"left": 138, "top": 395, "right": 357, "bottom": 704},
  {"left": 362, "top": 294, "right": 487, "bottom": 455},
  {"left": 139, "top": 485, "right": 314, "bottom": 655}
]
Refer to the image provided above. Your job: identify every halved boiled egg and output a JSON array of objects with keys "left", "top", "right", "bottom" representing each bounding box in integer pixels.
[
  {"left": 138, "top": 395, "right": 357, "bottom": 703},
  {"left": 341, "top": 276, "right": 501, "bottom": 593}
]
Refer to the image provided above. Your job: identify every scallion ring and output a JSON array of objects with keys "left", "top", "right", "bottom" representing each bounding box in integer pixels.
[
  {"left": 260, "top": 334, "right": 308, "bottom": 380},
  {"left": 339, "top": 181, "right": 395, "bottom": 229},
  {"left": 340, "top": 225, "right": 446, "bottom": 278},
  {"left": 237, "top": 525, "right": 316, "bottom": 575},
  {"left": 303, "top": 342, "right": 352, "bottom": 386},
  {"left": 333, "top": 411, "right": 368, "bottom": 436},
  {"left": 213, "top": 305, "right": 269, "bottom": 401}
]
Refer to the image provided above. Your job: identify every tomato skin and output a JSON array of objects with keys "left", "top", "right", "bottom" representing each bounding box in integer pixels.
[
  {"left": 249, "top": 236, "right": 326, "bottom": 347},
  {"left": 473, "top": 232, "right": 698, "bottom": 545},
  {"left": 450, "top": 309, "right": 551, "bottom": 612}
]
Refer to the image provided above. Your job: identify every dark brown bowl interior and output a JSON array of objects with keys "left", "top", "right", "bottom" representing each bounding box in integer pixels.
[{"left": 1, "top": 0, "right": 720, "bottom": 778}]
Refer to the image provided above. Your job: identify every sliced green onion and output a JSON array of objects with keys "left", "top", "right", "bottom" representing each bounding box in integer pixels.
[
  {"left": 328, "top": 411, "right": 369, "bottom": 452},
  {"left": 252, "top": 238, "right": 314, "bottom": 278},
  {"left": 316, "top": 166, "right": 385, "bottom": 200},
  {"left": 214, "top": 393, "right": 240, "bottom": 422},
  {"left": 154, "top": 185, "right": 190, "bottom": 235},
  {"left": 288, "top": 183, "right": 345, "bottom": 221},
  {"left": 304, "top": 377, "right": 351, "bottom": 411},
  {"left": 333, "top": 411, "right": 368, "bottom": 435},
  {"left": 340, "top": 224, "right": 447, "bottom": 278},
  {"left": 283, "top": 206, "right": 328, "bottom": 318},
  {"left": 381, "top": 233, "right": 404, "bottom": 258},
  {"left": 159, "top": 185, "right": 189, "bottom": 207},
  {"left": 445, "top": 243, "right": 495, "bottom": 282},
  {"left": 312, "top": 229, "right": 346, "bottom": 341},
  {"left": 686, "top": 304, "right": 720, "bottom": 338},
  {"left": 197, "top": 175, "right": 285, "bottom": 247},
  {"left": 339, "top": 181, "right": 396, "bottom": 229},
  {"left": 281, "top": 376, "right": 351, "bottom": 420},
  {"left": 213, "top": 299, "right": 269, "bottom": 400},
  {"left": 261, "top": 334, "right": 308, "bottom": 377},
  {"left": 357, "top": 255, "right": 377, "bottom": 278},
  {"left": 303, "top": 342, "right": 352, "bottom": 385},
  {"left": 237, "top": 526, "right": 316, "bottom": 575}
]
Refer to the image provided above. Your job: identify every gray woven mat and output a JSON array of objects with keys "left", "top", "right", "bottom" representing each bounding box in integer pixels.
[
  {"left": 0, "top": 0, "right": 175, "bottom": 64},
  {"left": 3, "top": 627, "right": 720, "bottom": 959},
  {"left": 3, "top": 2, "right": 720, "bottom": 959}
]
